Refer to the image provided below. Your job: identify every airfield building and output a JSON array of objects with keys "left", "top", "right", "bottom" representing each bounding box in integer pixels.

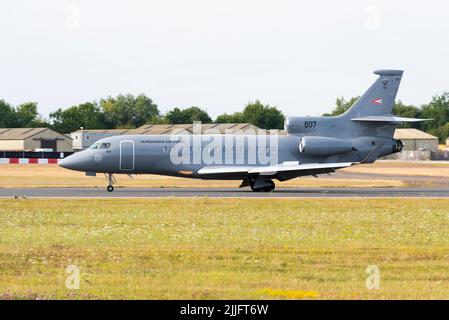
[
  {"left": 71, "top": 129, "right": 129, "bottom": 151},
  {"left": 386, "top": 128, "right": 439, "bottom": 160},
  {"left": 393, "top": 128, "right": 438, "bottom": 152},
  {"left": 0, "top": 128, "right": 72, "bottom": 152}
]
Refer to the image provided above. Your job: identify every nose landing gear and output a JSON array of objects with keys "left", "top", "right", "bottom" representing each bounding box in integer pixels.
[{"left": 105, "top": 173, "right": 116, "bottom": 192}]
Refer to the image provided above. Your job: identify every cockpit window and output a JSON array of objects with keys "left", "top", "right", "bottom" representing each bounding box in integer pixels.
[
  {"left": 99, "top": 143, "right": 111, "bottom": 149},
  {"left": 89, "top": 143, "right": 100, "bottom": 149}
]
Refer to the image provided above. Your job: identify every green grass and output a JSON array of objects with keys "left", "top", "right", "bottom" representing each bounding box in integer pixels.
[{"left": 0, "top": 198, "right": 448, "bottom": 299}]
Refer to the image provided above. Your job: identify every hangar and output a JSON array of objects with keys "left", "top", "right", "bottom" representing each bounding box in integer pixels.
[
  {"left": 393, "top": 128, "right": 439, "bottom": 152},
  {"left": 385, "top": 128, "right": 439, "bottom": 161},
  {"left": 0, "top": 128, "right": 72, "bottom": 152}
]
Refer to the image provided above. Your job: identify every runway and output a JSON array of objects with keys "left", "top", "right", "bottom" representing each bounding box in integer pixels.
[{"left": 1, "top": 187, "right": 449, "bottom": 198}]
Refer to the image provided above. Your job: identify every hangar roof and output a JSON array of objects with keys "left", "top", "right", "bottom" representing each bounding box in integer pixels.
[
  {"left": 0, "top": 128, "right": 69, "bottom": 140},
  {"left": 73, "top": 123, "right": 285, "bottom": 135},
  {"left": 394, "top": 128, "right": 438, "bottom": 140},
  {"left": 130, "top": 123, "right": 266, "bottom": 134}
]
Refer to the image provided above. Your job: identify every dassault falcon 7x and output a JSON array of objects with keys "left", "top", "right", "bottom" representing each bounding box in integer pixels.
[{"left": 59, "top": 70, "right": 428, "bottom": 192}]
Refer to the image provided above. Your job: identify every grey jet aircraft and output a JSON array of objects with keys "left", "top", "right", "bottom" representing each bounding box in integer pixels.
[{"left": 59, "top": 70, "right": 428, "bottom": 192}]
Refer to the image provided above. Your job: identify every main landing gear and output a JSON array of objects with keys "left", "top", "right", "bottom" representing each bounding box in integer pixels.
[
  {"left": 240, "top": 177, "right": 276, "bottom": 192},
  {"left": 251, "top": 180, "right": 275, "bottom": 192},
  {"left": 105, "top": 173, "right": 116, "bottom": 192}
]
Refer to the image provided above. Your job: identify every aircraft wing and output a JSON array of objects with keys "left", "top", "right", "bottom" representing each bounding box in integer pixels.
[{"left": 197, "top": 161, "right": 355, "bottom": 176}]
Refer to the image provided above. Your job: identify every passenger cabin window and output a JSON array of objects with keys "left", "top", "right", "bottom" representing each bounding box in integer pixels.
[{"left": 99, "top": 143, "right": 111, "bottom": 149}]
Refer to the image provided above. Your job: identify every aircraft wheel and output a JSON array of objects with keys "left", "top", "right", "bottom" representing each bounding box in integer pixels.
[
  {"left": 250, "top": 180, "right": 275, "bottom": 192},
  {"left": 107, "top": 185, "right": 114, "bottom": 192},
  {"left": 263, "top": 181, "right": 275, "bottom": 192}
]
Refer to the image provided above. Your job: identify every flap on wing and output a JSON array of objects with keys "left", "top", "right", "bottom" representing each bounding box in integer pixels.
[
  {"left": 351, "top": 116, "right": 431, "bottom": 123},
  {"left": 198, "top": 162, "right": 355, "bottom": 175},
  {"left": 249, "top": 162, "right": 354, "bottom": 175},
  {"left": 197, "top": 166, "right": 252, "bottom": 175}
]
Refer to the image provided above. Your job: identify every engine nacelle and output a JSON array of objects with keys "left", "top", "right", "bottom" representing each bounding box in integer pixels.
[
  {"left": 392, "top": 139, "right": 403, "bottom": 153},
  {"left": 299, "top": 136, "right": 353, "bottom": 156}
]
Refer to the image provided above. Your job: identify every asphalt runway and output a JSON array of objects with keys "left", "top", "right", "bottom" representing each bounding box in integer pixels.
[{"left": 1, "top": 187, "right": 449, "bottom": 198}]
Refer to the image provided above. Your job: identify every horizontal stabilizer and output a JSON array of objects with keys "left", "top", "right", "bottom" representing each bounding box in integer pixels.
[{"left": 351, "top": 115, "right": 431, "bottom": 123}]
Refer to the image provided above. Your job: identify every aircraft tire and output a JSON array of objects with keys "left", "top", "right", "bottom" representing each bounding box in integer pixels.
[
  {"left": 250, "top": 180, "right": 275, "bottom": 192},
  {"left": 107, "top": 185, "right": 114, "bottom": 192}
]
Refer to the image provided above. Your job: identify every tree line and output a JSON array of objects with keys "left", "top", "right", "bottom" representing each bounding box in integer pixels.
[
  {"left": 0, "top": 95, "right": 285, "bottom": 133},
  {"left": 1, "top": 92, "right": 449, "bottom": 142}
]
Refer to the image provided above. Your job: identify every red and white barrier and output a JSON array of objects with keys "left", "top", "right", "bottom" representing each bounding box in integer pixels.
[{"left": 0, "top": 158, "right": 61, "bottom": 164}]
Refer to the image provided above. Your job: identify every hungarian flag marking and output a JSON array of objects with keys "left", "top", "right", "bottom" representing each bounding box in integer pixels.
[{"left": 371, "top": 98, "right": 383, "bottom": 105}]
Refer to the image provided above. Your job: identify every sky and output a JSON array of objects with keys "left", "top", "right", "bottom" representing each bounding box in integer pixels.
[{"left": 1, "top": 0, "right": 448, "bottom": 119}]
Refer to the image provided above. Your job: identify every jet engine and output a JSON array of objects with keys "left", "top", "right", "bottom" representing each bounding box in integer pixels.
[
  {"left": 299, "top": 136, "right": 353, "bottom": 156},
  {"left": 392, "top": 139, "right": 403, "bottom": 153}
]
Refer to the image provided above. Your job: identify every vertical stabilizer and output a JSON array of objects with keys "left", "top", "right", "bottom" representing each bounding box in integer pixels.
[{"left": 342, "top": 70, "right": 403, "bottom": 118}]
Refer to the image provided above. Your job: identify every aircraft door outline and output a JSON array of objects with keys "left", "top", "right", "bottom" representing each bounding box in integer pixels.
[{"left": 120, "top": 140, "right": 135, "bottom": 171}]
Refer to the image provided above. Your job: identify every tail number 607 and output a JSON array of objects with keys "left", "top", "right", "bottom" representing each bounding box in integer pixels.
[{"left": 304, "top": 121, "right": 317, "bottom": 128}]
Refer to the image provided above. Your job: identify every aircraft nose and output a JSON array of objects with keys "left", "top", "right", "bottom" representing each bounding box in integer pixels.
[{"left": 59, "top": 153, "right": 89, "bottom": 171}]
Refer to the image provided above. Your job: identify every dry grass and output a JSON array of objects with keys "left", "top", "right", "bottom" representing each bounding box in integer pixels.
[
  {"left": 343, "top": 161, "right": 449, "bottom": 177},
  {"left": 0, "top": 164, "right": 404, "bottom": 188},
  {"left": 0, "top": 198, "right": 448, "bottom": 300}
]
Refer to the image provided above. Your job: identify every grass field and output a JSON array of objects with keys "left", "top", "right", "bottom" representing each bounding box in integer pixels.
[
  {"left": 0, "top": 164, "right": 407, "bottom": 189},
  {"left": 346, "top": 161, "right": 449, "bottom": 177},
  {"left": 0, "top": 198, "right": 448, "bottom": 300}
]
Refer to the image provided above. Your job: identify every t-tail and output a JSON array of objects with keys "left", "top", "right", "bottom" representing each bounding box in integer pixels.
[
  {"left": 342, "top": 69, "right": 403, "bottom": 119},
  {"left": 285, "top": 69, "right": 431, "bottom": 162}
]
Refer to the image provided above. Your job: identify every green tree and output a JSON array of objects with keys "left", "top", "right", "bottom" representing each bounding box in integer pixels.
[
  {"left": 392, "top": 101, "right": 421, "bottom": 118},
  {"left": 215, "top": 101, "right": 285, "bottom": 129},
  {"left": 0, "top": 99, "right": 17, "bottom": 127},
  {"left": 420, "top": 92, "right": 449, "bottom": 132},
  {"left": 101, "top": 94, "right": 159, "bottom": 128},
  {"left": 391, "top": 101, "right": 422, "bottom": 128},
  {"left": 15, "top": 102, "right": 48, "bottom": 127},
  {"left": 215, "top": 112, "right": 244, "bottom": 124},
  {"left": 165, "top": 106, "right": 212, "bottom": 124},
  {"left": 428, "top": 122, "right": 449, "bottom": 143},
  {"left": 323, "top": 96, "right": 359, "bottom": 116},
  {"left": 241, "top": 101, "right": 285, "bottom": 129},
  {"left": 50, "top": 102, "right": 107, "bottom": 133},
  {"left": 133, "top": 94, "right": 160, "bottom": 127}
]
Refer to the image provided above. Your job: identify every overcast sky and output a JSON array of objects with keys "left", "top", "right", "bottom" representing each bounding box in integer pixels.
[{"left": 1, "top": 0, "right": 448, "bottom": 119}]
